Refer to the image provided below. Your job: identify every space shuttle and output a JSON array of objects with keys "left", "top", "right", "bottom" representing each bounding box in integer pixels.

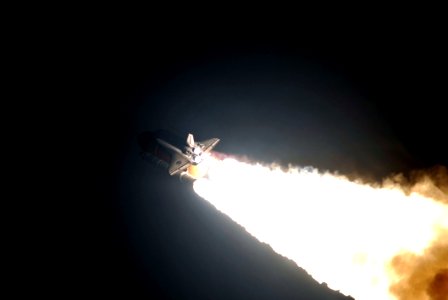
[{"left": 138, "top": 130, "right": 220, "bottom": 178}]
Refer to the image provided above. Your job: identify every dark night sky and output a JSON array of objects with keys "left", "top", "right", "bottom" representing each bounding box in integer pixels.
[{"left": 51, "top": 18, "right": 447, "bottom": 299}]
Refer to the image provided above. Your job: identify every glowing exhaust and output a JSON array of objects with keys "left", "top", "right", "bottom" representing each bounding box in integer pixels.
[{"left": 193, "top": 157, "right": 448, "bottom": 300}]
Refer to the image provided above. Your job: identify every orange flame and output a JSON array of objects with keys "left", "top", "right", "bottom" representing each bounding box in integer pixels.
[{"left": 193, "top": 157, "right": 448, "bottom": 300}]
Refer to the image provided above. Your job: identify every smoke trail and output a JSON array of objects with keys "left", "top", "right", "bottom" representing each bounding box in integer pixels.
[
  {"left": 193, "top": 158, "right": 448, "bottom": 300},
  {"left": 386, "top": 167, "right": 448, "bottom": 300}
]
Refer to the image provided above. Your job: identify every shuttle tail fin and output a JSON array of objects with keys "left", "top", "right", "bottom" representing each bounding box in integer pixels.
[{"left": 186, "top": 133, "right": 195, "bottom": 148}]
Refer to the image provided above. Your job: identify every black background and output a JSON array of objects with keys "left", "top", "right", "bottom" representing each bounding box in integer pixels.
[{"left": 42, "top": 15, "right": 447, "bottom": 299}]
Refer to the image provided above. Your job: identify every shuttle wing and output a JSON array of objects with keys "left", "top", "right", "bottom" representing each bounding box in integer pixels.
[
  {"left": 168, "top": 153, "right": 191, "bottom": 175},
  {"left": 199, "top": 138, "right": 220, "bottom": 152}
]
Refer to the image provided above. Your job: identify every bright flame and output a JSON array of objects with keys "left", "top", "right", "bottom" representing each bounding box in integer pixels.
[{"left": 193, "top": 157, "right": 448, "bottom": 300}]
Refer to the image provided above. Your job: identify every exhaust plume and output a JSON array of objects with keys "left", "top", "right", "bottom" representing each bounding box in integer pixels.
[{"left": 193, "top": 157, "right": 448, "bottom": 300}]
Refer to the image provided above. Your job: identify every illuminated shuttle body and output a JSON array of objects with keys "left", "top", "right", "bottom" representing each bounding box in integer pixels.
[{"left": 138, "top": 130, "right": 220, "bottom": 180}]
